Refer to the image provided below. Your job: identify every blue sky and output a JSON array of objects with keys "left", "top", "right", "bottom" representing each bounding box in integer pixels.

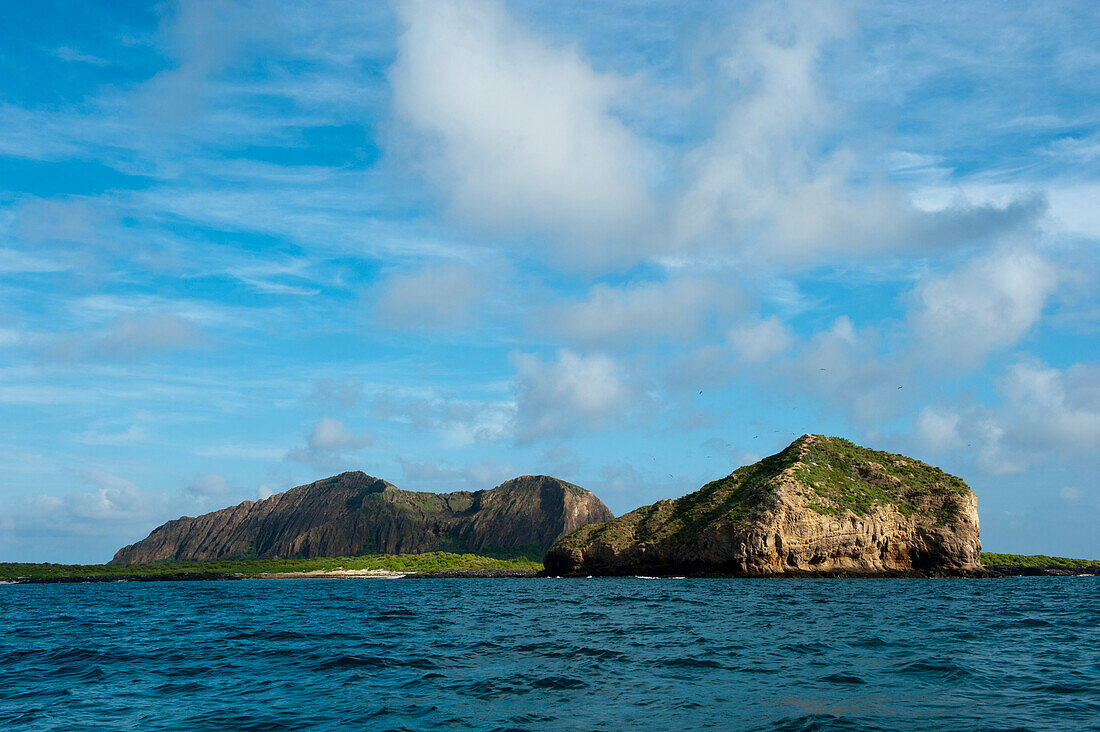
[{"left": 1, "top": 0, "right": 1098, "bottom": 563}]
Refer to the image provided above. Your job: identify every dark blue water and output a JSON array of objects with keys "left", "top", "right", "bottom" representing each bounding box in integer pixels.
[{"left": 2, "top": 577, "right": 1098, "bottom": 731}]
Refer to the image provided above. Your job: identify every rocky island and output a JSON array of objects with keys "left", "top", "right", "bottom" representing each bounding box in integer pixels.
[
  {"left": 544, "top": 435, "right": 983, "bottom": 577},
  {"left": 111, "top": 473, "right": 612, "bottom": 565}
]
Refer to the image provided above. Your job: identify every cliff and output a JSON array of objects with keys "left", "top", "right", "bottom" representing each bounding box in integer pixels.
[
  {"left": 544, "top": 435, "right": 983, "bottom": 576},
  {"left": 111, "top": 473, "right": 613, "bottom": 565}
]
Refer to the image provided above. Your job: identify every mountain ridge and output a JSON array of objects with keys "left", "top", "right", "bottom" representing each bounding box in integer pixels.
[{"left": 110, "top": 472, "right": 613, "bottom": 565}]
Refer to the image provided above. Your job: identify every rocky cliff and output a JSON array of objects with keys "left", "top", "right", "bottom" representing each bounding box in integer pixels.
[
  {"left": 111, "top": 473, "right": 613, "bottom": 565},
  {"left": 544, "top": 435, "right": 982, "bottom": 576}
]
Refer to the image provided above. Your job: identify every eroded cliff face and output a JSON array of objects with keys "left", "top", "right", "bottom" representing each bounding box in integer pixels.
[
  {"left": 110, "top": 473, "right": 613, "bottom": 565},
  {"left": 545, "top": 435, "right": 982, "bottom": 577}
]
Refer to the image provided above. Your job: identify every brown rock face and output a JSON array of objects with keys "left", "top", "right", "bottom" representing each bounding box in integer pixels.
[
  {"left": 110, "top": 473, "right": 613, "bottom": 565},
  {"left": 545, "top": 435, "right": 983, "bottom": 577}
]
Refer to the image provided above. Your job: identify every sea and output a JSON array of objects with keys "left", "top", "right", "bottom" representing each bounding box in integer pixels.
[{"left": 2, "top": 577, "right": 1098, "bottom": 731}]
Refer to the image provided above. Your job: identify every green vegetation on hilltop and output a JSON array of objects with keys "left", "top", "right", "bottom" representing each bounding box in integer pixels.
[
  {"left": 798, "top": 436, "right": 968, "bottom": 519},
  {"left": 980, "top": 553, "right": 1100, "bottom": 570},
  {"left": 0, "top": 552, "right": 541, "bottom": 581},
  {"left": 555, "top": 435, "right": 976, "bottom": 555},
  {"left": 563, "top": 442, "right": 801, "bottom": 549}
]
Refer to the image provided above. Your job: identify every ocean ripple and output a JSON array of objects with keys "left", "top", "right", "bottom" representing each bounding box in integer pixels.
[{"left": 1, "top": 576, "right": 1097, "bottom": 730}]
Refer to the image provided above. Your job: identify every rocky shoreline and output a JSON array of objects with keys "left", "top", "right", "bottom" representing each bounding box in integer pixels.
[
  {"left": 985, "top": 564, "right": 1100, "bottom": 577},
  {"left": 4, "top": 568, "right": 541, "bottom": 583},
  {"left": 7, "top": 565, "right": 1098, "bottom": 583}
]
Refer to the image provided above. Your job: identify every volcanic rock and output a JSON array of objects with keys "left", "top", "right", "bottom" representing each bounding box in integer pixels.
[
  {"left": 544, "top": 435, "right": 983, "bottom": 576},
  {"left": 111, "top": 473, "right": 612, "bottom": 564}
]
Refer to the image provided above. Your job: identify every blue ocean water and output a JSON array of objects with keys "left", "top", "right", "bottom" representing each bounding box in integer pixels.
[{"left": 1, "top": 577, "right": 1098, "bottom": 731}]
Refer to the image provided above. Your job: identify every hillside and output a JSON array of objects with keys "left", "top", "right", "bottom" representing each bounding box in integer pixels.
[
  {"left": 111, "top": 473, "right": 612, "bottom": 565},
  {"left": 544, "top": 435, "right": 983, "bottom": 576}
]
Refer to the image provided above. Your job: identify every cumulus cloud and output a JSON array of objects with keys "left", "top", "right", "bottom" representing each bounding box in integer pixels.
[
  {"left": 372, "top": 392, "right": 513, "bottom": 447},
  {"left": 18, "top": 197, "right": 104, "bottom": 245},
  {"left": 186, "top": 473, "right": 233, "bottom": 497},
  {"left": 373, "top": 262, "right": 482, "bottom": 330},
  {"left": 787, "top": 316, "right": 910, "bottom": 424},
  {"left": 389, "top": 0, "right": 1041, "bottom": 273},
  {"left": 286, "top": 417, "right": 374, "bottom": 468},
  {"left": 0, "top": 469, "right": 220, "bottom": 562},
  {"left": 911, "top": 247, "right": 1060, "bottom": 368},
  {"left": 143, "top": 0, "right": 284, "bottom": 125},
  {"left": 1060, "top": 486, "right": 1083, "bottom": 502},
  {"left": 309, "top": 378, "right": 363, "bottom": 409},
  {"left": 538, "top": 277, "right": 741, "bottom": 349},
  {"left": 390, "top": 0, "right": 656, "bottom": 270},
  {"left": 915, "top": 359, "right": 1100, "bottom": 475},
  {"left": 996, "top": 360, "right": 1100, "bottom": 453},
  {"left": 511, "top": 350, "right": 639, "bottom": 443},
  {"left": 48, "top": 312, "right": 207, "bottom": 362},
  {"left": 672, "top": 5, "right": 1045, "bottom": 265},
  {"left": 308, "top": 417, "right": 373, "bottom": 452},
  {"left": 397, "top": 457, "right": 514, "bottom": 491},
  {"left": 728, "top": 315, "right": 794, "bottom": 364},
  {"left": 916, "top": 407, "right": 961, "bottom": 453},
  {"left": 65, "top": 470, "right": 154, "bottom": 521}
]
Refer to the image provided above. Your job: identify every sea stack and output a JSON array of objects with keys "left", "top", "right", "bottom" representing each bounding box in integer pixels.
[
  {"left": 545, "top": 435, "right": 983, "bottom": 577},
  {"left": 111, "top": 473, "right": 613, "bottom": 564}
]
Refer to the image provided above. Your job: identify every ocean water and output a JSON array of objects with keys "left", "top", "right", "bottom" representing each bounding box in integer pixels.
[{"left": 1, "top": 577, "right": 1098, "bottom": 731}]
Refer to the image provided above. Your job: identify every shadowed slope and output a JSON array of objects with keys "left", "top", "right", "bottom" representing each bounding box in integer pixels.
[{"left": 111, "top": 473, "right": 612, "bottom": 564}]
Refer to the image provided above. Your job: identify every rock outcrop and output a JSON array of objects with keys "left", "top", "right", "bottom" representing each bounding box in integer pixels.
[
  {"left": 544, "top": 435, "right": 983, "bottom": 577},
  {"left": 111, "top": 473, "right": 613, "bottom": 565}
]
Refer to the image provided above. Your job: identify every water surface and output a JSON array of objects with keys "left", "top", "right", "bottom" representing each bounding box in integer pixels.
[{"left": 2, "top": 577, "right": 1098, "bottom": 730}]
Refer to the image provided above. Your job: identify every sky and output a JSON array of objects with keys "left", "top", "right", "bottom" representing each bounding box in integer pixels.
[{"left": 1, "top": 0, "right": 1098, "bottom": 563}]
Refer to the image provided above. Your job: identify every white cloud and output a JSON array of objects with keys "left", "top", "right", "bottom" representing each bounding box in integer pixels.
[
  {"left": 373, "top": 262, "right": 482, "bottom": 330},
  {"left": 788, "top": 316, "right": 910, "bottom": 424},
  {"left": 397, "top": 457, "right": 514, "bottom": 491},
  {"left": 390, "top": 0, "right": 656, "bottom": 270},
  {"left": 78, "top": 424, "right": 150, "bottom": 446},
  {"left": 997, "top": 360, "right": 1100, "bottom": 452},
  {"left": 729, "top": 315, "right": 793, "bottom": 363},
  {"left": 308, "top": 417, "right": 373, "bottom": 452},
  {"left": 0, "top": 248, "right": 70, "bottom": 274},
  {"left": 142, "top": 0, "right": 284, "bottom": 125},
  {"left": 915, "top": 359, "right": 1100, "bottom": 475},
  {"left": 52, "top": 46, "right": 110, "bottom": 65},
  {"left": 511, "top": 350, "right": 638, "bottom": 443},
  {"left": 193, "top": 444, "right": 285, "bottom": 461},
  {"left": 916, "top": 406, "right": 961, "bottom": 453},
  {"left": 285, "top": 417, "right": 375, "bottom": 470},
  {"left": 372, "top": 391, "right": 513, "bottom": 447},
  {"left": 539, "top": 277, "right": 739, "bottom": 349},
  {"left": 65, "top": 470, "right": 153, "bottom": 521},
  {"left": 911, "top": 247, "right": 1060, "bottom": 368},
  {"left": 670, "top": 5, "right": 1042, "bottom": 266},
  {"left": 186, "top": 473, "right": 233, "bottom": 497},
  {"left": 309, "top": 378, "right": 363, "bottom": 409},
  {"left": 49, "top": 312, "right": 207, "bottom": 362},
  {"left": 1044, "top": 133, "right": 1100, "bottom": 163},
  {"left": 226, "top": 259, "right": 321, "bottom": 296},
  {"left": 17, "top": 197, "right": 104, "bottom": 245},
  {"left": 1060, "top": 486, "right": 1083, "bottom": 502}
]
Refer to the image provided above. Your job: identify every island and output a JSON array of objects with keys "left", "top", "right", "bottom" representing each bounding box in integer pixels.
[
  {"left": 545, "top": 434, "right": 985, "bottom": 577},
  {"left": 3, "top": 434, "right": 1096, "bottom": 583},
  {"left": 110, "top": 473, "right": 613, "bottom": 564}
]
